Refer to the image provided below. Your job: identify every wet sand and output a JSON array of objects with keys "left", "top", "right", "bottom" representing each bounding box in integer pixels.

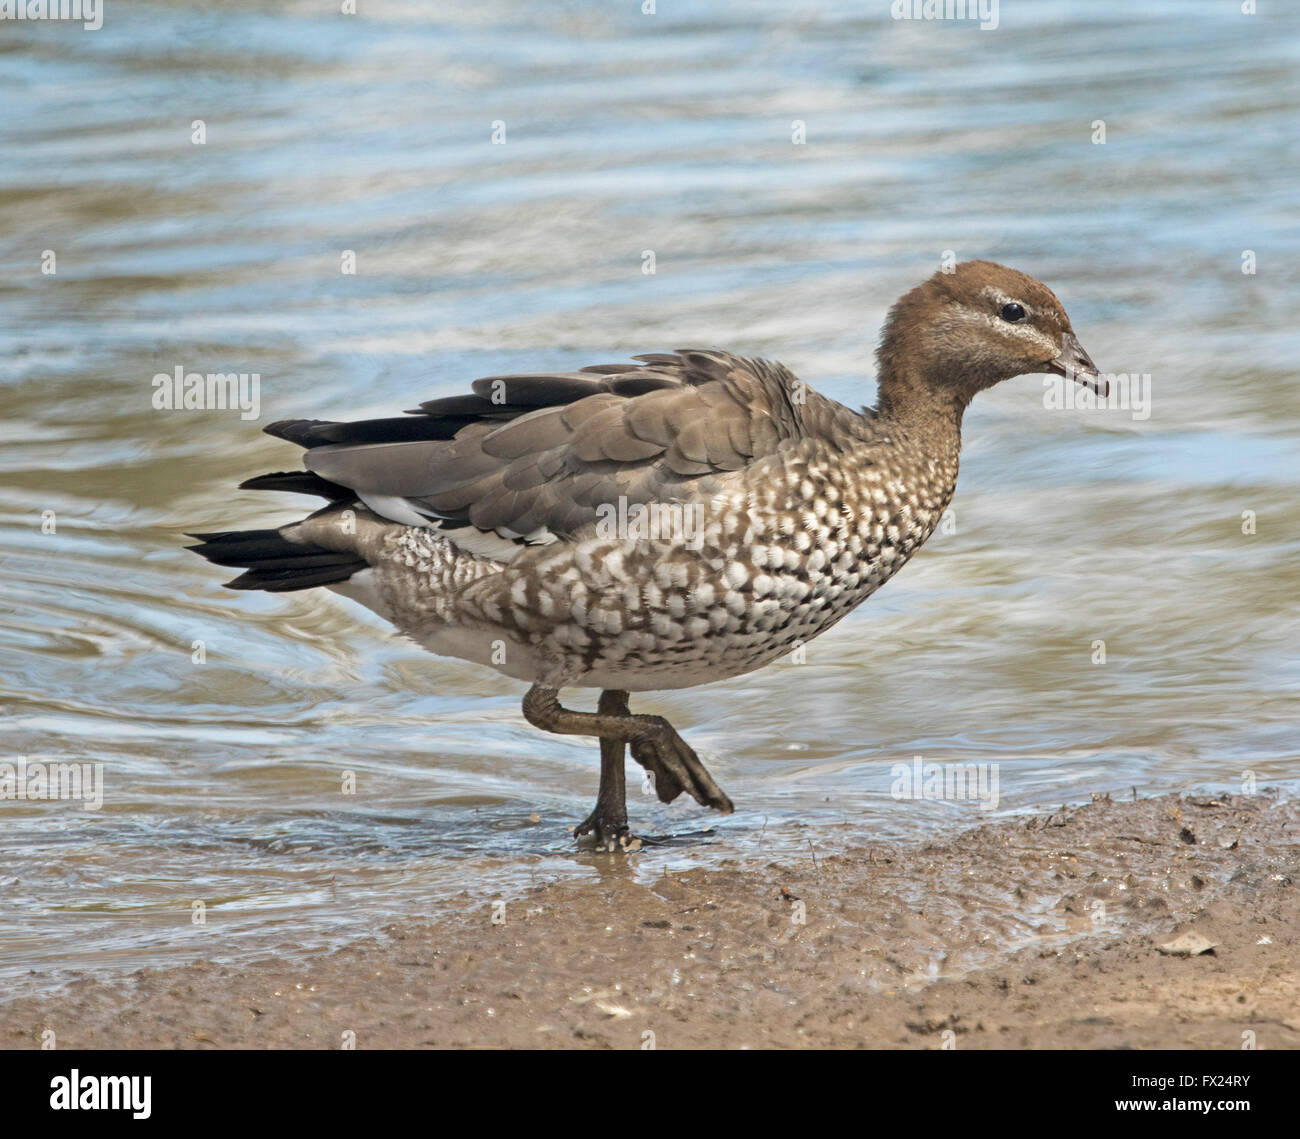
[{"left": 4, "top": 792, "right": 1296, "bottom": 1049}]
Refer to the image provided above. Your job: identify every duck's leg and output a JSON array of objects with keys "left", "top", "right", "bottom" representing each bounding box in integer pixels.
[
  {"left": 571, "top": 690, "right": 632, "bottom": 851},
  {"left": 522, "top": 685, "right": 733, "bottom": 848}
]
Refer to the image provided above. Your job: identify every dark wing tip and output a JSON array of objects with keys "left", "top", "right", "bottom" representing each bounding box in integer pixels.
[
  {"left": 239, "top": 471, "right": 354, "bottom": 501},
  {"left": 264, "top": 418, "right": 336, "bottom": 446}
]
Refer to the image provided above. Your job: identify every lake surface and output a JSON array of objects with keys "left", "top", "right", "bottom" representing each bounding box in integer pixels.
[{"left": 1, "top": 0, "right": 1297, "bottom": 990}]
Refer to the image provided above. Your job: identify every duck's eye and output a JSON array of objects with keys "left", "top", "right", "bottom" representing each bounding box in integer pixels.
[{"left": 999, "top": 302, "right": 1026, "bottom": 323}]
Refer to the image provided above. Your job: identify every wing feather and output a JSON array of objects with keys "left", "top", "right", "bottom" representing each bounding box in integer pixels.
[{"left": 295, "top": 351, "right": 845, "bottom": 549}]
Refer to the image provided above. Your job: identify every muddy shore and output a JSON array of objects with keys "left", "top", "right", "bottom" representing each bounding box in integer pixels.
[{"left": 4, "top": 792, "right": 1296, "bottom": 1049}]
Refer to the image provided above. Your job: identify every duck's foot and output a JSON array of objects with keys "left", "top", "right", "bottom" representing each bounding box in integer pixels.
[
  {"left": 520, "top": 685, "right": 735, "bottom": 848},
  {"left": 631, "top": 729, "right": 734, "bottom": 814},
  {"left": 573, "top": 811, "right": 655, "bottom": 853}
]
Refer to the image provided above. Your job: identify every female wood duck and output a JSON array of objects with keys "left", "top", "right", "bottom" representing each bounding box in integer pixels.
[{"left": 189, "top": 260, "right": 1103, "bottom": 850}]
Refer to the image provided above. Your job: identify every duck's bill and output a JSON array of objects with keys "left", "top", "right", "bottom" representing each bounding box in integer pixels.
[{"left": 1046, "top": 333, "right": 1108, "bottom": 396}]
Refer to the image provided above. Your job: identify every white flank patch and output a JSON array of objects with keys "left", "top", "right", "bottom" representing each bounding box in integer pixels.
[
  {"left": 442, "top": 526, "right": 531, "bottom": 563},
  {"left": 356, "top": 492, "right": 438, "bottom": 528},
  {"left": 355, "top": 492, "right": 554, "bottom": 564}
]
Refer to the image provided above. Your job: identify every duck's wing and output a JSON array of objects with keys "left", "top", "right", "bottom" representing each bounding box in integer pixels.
[{"left": 264, "top": 350, "right": 838, "bottom": 554}]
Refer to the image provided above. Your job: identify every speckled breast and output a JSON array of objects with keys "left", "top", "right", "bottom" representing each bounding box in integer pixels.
[{"left": 476, "top": 434, "right": 960, "bottom": 691}]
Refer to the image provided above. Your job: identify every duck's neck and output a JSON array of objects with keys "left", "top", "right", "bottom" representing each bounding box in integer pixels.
[{"left": 872, "top": 360, "right": 967, "bottom": 449}]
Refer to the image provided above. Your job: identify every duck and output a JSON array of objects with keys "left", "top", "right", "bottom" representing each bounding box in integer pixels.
[{"left": 188, "top": 260, "right": 1104, "bottom": 851}]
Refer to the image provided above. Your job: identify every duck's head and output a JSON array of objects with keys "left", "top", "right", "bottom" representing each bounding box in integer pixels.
[{"left": 876, "top": 260, "right": 1106, "bottom": 414}]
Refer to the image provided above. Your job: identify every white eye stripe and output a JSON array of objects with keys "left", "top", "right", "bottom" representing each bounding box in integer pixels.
[
  {"left": 951, "top": 307, "right": 1057, "bottom": 354},
  {"left": 978, "top": 285, "right": 1034, "bottom": 316}
]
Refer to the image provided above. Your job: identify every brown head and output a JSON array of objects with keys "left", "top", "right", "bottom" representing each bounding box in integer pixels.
[{"left": 875, "top": 260, "right": 1104, "bottom": 420}]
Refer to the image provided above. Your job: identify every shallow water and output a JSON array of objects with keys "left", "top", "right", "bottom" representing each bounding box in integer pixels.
[{"left": 1, "top": 1, "right": 1298, "bottom": 990}]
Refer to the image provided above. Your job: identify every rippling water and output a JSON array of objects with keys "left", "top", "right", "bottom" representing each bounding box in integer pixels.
[{"left": 2, "top": 0, "right": 1298, "bottom": 989}]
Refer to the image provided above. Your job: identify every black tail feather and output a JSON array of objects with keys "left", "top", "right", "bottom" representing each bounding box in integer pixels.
[
  {"left": 226, "top": 565, "right": 365, "bottom": 592},
  {"left": 263, "top": 419, "right": 336, "bottom": 447},
  {"left": 239, "top": 470, "right": 355, "bottom": 501},
  {"left": 186, "top": 528, "right": 366, "bottom": 592},
  {"left": 265, "top": 416, "right": 475, "bottom": 448}
]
